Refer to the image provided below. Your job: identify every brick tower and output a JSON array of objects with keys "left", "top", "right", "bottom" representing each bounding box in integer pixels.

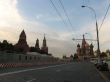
[
  {"left": 15, "top": 30, "right": 29, "bottom": 53},
  {"left": 41, "top": 35, "right": 48, "bottom": 54}
]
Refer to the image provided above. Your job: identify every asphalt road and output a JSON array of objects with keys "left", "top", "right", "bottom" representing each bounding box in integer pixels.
[{"left": 0, "top": 62, "right": 108, "bottom": 82}]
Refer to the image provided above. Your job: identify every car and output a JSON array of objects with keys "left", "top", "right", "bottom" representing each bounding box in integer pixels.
[
  {"left": 96, "top": 60, "right": 109, "bottom": 71},
  {"left": 90, "top": 58, "right": 98, "bottom": 66}
]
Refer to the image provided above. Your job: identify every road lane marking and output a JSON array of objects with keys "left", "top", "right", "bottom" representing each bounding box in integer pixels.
[
  {"left": 0, "top": 63, "right": 71, "bottom": 76},
  {"left": 56, "top": 69, "right": 61, "bottom": 72},
  {"left": 97, "top": 70, "right": 110, "bottom": 82},
  {"left": 95, "top": 67, "right": 110, "bottom": 82},
  {"left": 26, "top": 79, "right": 36, "bottom": 82}
]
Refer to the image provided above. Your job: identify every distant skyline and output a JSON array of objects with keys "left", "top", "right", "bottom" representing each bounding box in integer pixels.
[{"left": 0, "top": 0, "right": 110, "bottom": 57}]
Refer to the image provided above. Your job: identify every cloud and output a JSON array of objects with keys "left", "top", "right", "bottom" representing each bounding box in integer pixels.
[
  {"left": 0, "top": 0, "right": 23, "bottom": 27},
  {"left": 0, "top": 0, "right": 75, "bottom": 58},
  {"left": 2, "top": 0, "right": 110, "bottom": 58},
  {"left": 98, "top": 14, "right": 110, "bottom": 51},
  {"left": 36, "top": 14, "right": 44, "bottom": 20},
  {"left": 0, "top": 0, "right": 23, "bottom": 43}
]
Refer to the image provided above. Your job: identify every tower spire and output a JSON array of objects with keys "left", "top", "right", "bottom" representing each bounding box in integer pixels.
[
  {"left": 43, "top": 34, "right": 46, "bottom": 47},
  {"left": 15, "top": 30, "right": 29, "bottom": 53},
  {"left": 83, "top": 34, "right": 85, "bottom": 39},
  {"left": 41, "top": 34, "right": 48, "bottom": 54},
  {"left": 82, "top": 34, "right": 86, "bottom": 45},
  {"left": 20, "top": 29, "right": 26, "bottom": 40},
  {"left": 35, "top": 38, "right": 39, "bottom": 49}
]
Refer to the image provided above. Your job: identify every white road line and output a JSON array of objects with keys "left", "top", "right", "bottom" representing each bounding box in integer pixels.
[
  {"left": 95, "top": 67, "right": 110, "bottom": 82},
  {"left": 0, "top": 63, "right": 69, "bottom": 76},
  {"left": 26, "top": 79, "right": 36, "bottom": 82},
  {"left": 56, "top": 69, "right": 61, "bottom": 72}
]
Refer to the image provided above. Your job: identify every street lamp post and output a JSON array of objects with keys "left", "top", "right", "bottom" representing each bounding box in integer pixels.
[{"left": 81, "top": 5, "right": 100, "bottom": 60}]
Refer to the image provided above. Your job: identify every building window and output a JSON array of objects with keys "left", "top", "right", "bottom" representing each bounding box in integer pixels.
[
  {"left": 34, "top": 56, "right": 36, "bottom": 60},
  {"left": 30, "top": 56, "right": 32, "bottom": 60},
  {"left": 38, "top": 57, "right": 40, "bottom": 60},
  {"left": 19, "top": 55, "right": 21, "bottom": 61},
  {"left": 25, "top": 56, "right": 27, "bottom": 60}
]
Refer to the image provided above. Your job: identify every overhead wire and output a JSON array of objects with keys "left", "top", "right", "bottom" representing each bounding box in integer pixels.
[
  {"left": 49, "top": 0, "right": 75, "bottom": 55},
  {"left": 58, "top": 0, "right": 74, "bottom": 31},
  {"left": 99, "top": 4, "right": 110, "bottom": 31},
  {"left": 49, "top": 0, "right": 68, "bottom": 28},
  {"left": 49, "top": 0, "right": 77, "bottom": 34},
  {"left": 58, "top": 0, "right": 78, "bottom": 45}
]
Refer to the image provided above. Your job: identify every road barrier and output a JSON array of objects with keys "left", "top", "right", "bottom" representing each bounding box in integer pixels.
[
  {"left": 0, "top": 62, "right": 56, "bottom": 68},
  {"left": 0, "top": 61, "right": 71, "bottom": 68}
]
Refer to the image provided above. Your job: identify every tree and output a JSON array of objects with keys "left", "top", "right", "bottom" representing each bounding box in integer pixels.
[
  {"left": 30, "top": 47, "right": 37, "bottom": 52},
  {"left": 0, "top": 40, "right": 14, "bottom": 52},
  {"left": 106, "top": 49, "right": 110, "bottom": 54},
  {"left": 100, "top": 52, "right": 107, "bottom": 58},
  {"left": 73, "top": 53, "right": 78, "bottom": 59},
  {"left": 106, "top": 49, "right": 110, "bottom": 57},
  {"left": 63, "top": 55, "right": 67, "bottom": 59},
  {"left": 70, "top": 54, "right": 74, "bottom": 61},
  {"left": 70, "top": 54, "right": 74, "bottom": 58}
]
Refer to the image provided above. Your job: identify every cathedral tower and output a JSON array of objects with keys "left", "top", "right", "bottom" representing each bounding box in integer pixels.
[
  {"left": 15, "top": 30, "right": 29, "bottom": 53},
  {"left": 90, "top": 43, "right": 94, "bottom": 57},
  {"left": 41, "top": 35, "right": 48, "bottom": 54},
  {"left": 35, "top": 38, "right": 40, "bottom": 52},
  {"left": 81, "top": 34, "right": 86, "bottom": 56},
  {"left": 77, "top": 43, "right": 81, "bottom": 56}
]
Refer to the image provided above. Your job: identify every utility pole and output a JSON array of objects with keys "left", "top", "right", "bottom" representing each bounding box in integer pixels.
[{"left": 81, "top": 5, "right": 101, "bottom": 61}]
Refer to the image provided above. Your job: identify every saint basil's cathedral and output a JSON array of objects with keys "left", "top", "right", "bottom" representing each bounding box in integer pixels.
[{"left": 76, "top": 35, "right": 94, "bottom": 60}]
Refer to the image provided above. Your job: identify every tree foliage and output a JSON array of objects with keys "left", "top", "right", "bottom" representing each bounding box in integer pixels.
[
  {"left": 100, "top": 52, "right": 107, "bottom": 58},
  {"left": 0, "top": 40, "right": 14, "bottom": 52}
]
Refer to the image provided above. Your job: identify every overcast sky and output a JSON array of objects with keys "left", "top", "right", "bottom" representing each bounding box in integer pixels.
[{"left": 0, "top": 0, "right": 110, "bottom": 58}]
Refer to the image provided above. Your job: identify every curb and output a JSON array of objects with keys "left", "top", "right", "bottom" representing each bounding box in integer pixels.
[{"left": 95, "top": 66, "right": 110, "bottom": 82}]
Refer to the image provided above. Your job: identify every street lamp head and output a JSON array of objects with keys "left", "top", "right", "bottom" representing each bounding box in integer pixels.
[
  {"left": 81, "top": 5, "right": 86, "bottom": 8},
  {"left": 72, "top": 38, "right": 75, "bottom": 40}
]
